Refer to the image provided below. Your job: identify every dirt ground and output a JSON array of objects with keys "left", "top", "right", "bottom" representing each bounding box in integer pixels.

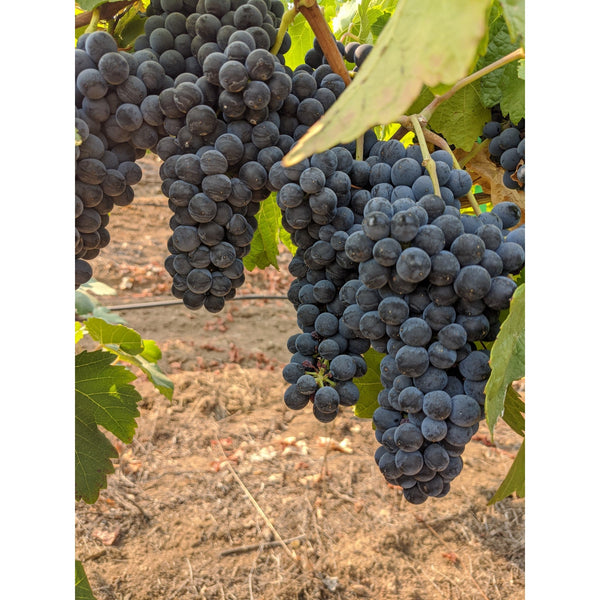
[{"left": 75, "top": 154, "right": 525, "bottom": 600}]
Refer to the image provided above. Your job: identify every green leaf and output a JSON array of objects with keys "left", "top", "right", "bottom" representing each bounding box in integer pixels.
[
  {"left": 428, "top": 83, "right": 490, "bottom": 151},
  {"left": 84, "top": 318, "right": 145, "bottom": 355},
  {"left": 332, "top": 0, "right": 361, "bottom": 34},
  {"left": 77, "top": 0, "right": 107, "bottom": 10},
  {"left": 243, "top": 194, "right": 284, "bottom": 271},
  {"left": 76, "top": 322, "right": 85, "bottom": 344},
  {"left": 353, "top": 348, "right": 385, "bottom": 419},
  {"left": 75, "top": 350, "right": 141, "bottom": 503},
  {"left": 84, "top": 318, "right": 174, "bottom": 400},
  {"left": 517, "top": 58, "right": 525, "bottom": 79},
  {"left": 75, "top": 560, "right": 97, "bottom": 600},
  {"left": 139, "top": 338, "right": 162, "bottom": 363},
  {"left": 476, "top": 5, "right": 521, "bottom": 109},
  {"left": 284, "top": 0, "right": 490, "bottom": 165},
  {"left": 91, "top": 305, "right": 128, "bottom": 325},
  {"left": 502, "top": 385, "right": 525, "bottom": 437},
  {"left": 488, "top": 440, "right": 524, "bottom": 504},
  {"left": 114, "top": 7, "right": 147, "bottom": 49},
  {"left": 79, "top": 278, "right": 117, "bottom": 296},
  {"left": 76, "top": 291, "right": 96, "bottom": 316},
  {"left": 284, "top": 12, "right": 315, "bottom": 71},
  {"left": 499, "top": 60, "right": 525, "bottom": 123},
  {"left": 77, "top": 0, "right": 124, "bottom": 12},
  {"left": 118, "top": 348, "right": 174, "bottom": 401},
  {"left": 485, "top": 284, "right": 524, "bottom": 438},
  {"left": 499, "top": 0, "right": 525, "bottom": 43}
]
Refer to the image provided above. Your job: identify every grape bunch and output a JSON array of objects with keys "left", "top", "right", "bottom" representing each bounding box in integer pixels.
[
  {"left": 147, "top": 0, "right": 299, "bottom": 310},
  {"left": 75, "top": 30, "right": 174, "bottom": 287},
  {"left": 482, "top": 107, "right": 525, "bottom": 190},
  {"left": 347, "top": 197, "right": 525, "bottom": 503}
]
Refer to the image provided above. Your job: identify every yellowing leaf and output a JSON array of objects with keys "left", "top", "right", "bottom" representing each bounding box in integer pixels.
[{"left": 283, "top": 0, "right": 490, "bottom": 166}]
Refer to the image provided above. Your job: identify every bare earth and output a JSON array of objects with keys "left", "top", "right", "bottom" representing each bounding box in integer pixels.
[{"left": 75, "top": 154, "right": 525, "bottom": 600}]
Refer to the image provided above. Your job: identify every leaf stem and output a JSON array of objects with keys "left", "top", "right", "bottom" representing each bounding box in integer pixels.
[
  {"left": 270, "top": 5, "right": 298, "bottom": 55},
  {"left": 409, "top": 115, "right": 440, "bottom": 197},
  {"left": 420, "top": 48, "right": 525, "bottom": 123}
]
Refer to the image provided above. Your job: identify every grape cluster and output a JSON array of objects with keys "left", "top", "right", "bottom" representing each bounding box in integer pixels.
[
  {"left": 134, "top": 0, "right": 300, "bottom": 311},
  {"left": 351, "top": 198, "right": 525, "bottom": 503},
  {"left": 75, "top": 30, "right": 173, "bottom": 287},
  {"left": 482, "top": 107, "right": 525, "bottom": 190}
]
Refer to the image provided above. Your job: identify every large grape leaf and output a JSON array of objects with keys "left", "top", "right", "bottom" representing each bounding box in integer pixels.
[
  {"left": 244, "top": 194, "right": 297, "bottom": 271},
  {"left": 488, "top": 440, "right": 524, "bottom": 504},
  {"left": 485, "top": 284, "right": 524, "bottom": 438},
  {"left": 283, "top": 0, "right": 490, "bottom": 165},
  {"left": 476, "top": 2, "right": 523, "bottom": 112},
  {"left": 428, "top": 83, "right": 490, "bottom": 151},
  {"left": 75, "top": 560, "right": 97, "bottom": 600},
  {"left": 75, "top": 350, "right": 141, "bottom": 503},
  {"left": 84, "top": 318, "right": 174, "bottom": 400},
  {"left": 353, "top": 348, "right": 385, "bottom": 419}
]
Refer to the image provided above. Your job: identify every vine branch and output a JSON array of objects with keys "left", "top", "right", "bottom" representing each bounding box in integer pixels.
[{"left": 295, "top": 0, "right": 352, "bottom": 86}]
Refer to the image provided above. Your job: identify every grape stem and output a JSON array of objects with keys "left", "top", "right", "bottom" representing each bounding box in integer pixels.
[
  {"left": 420, "top": 48, "right": 525, "bottom": 123},
  {"left": 409, "top": 115, "right": 441, "bottom": 197},
  {"left": 398, "top": 116, "right": 482, "bottom": 215},
  {"left": 270, "top": 6, "right": 299, "bottom": 56},
  {"left": 85, "top": 8, "right": 102, "bottom": 34}
]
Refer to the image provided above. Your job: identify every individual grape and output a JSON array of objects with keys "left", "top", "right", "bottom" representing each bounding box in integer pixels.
[
  {"left": 395, "top": 247, "right": 431, "bottom": 283},
  {"left": 453, "top": 265, "right": 492, "bottom": 301},
  {"left": 496, "top": 241, "right": 525, "bottom": 274},
  {"left": 421, "top": 416, "right": 448, "bottom": 442}
]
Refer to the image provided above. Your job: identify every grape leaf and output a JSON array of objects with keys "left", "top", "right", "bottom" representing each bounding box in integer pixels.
[
  {"left": 428, "top": 83, "right": 490, "bottom": 151},
  {"left": 75, "top": 350, "right": 141, "bottom": 503},
  {"left": 485, "top": 284, "right": 524, "bottom": 439},
  {"left": 502, "top": 385, "right": 525, "bottom": 437},
  {"left": 114, "top": 5, "right": 146, "bottom": 49},
  {"left": 353, "top": 348, "right": 384, "bottom": 419},
  {"left": 499, "top": 60, "right": 525, "bottom": 124},
  {"left": 488, "top": 440, "right": 524, "bottom": 504},
  {"left": 284, "top": 12, "right": 315, "bottom": 71},
  {"left": 244, "top": 194, "right": 296, "bottom": 271},
  {"left": 79, "top": 278, "right": 117, "bottom": 296},
  {"left": 499, "top": 0, "right": 525, "bottom": 43},
  {"left": 75, "top": 560, "right": 97, "bottom": 600},
  {"left": 476, "top": 4, "right": 522, "bottom": 110},
  {"left": 84, "top": 318, "right": 174, "bottom": 400},
  {"left": 84, "top": 318, "right": 144, "bottom": 355},
  {"left": 76, "top": 322, "right": 85, "bottom": 344},
  {"left": 77, "top": 0, "right": 123, "bottom": 12},
  {"left": 76, "top": 291, "right": 96, "bottom": 316},
  {"left": 283, "top": 0, "right": 490, "bottom": 165}
]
